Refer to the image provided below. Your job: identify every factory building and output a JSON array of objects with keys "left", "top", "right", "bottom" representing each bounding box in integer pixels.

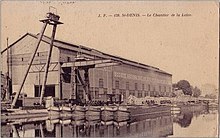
[{"left": 1, "top": 33, "right": 172, "bottom": 103}]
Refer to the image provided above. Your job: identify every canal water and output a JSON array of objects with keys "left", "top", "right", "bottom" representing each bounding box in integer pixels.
[{"left": 1, "top": 107, "right": 218, "bottom": 137}]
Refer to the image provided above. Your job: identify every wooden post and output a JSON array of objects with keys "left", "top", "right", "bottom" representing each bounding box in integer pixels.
[
  {"left": 11, "top": 22, "right": 48, "bottom": 108},
  {"left": 40, "top": 24, "right": 57, "bottom": 105}
]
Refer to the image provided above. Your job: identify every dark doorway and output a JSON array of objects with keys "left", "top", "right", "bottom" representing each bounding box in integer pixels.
[{"left": 35, "top": 85, "right": 55, "bottom": 97}]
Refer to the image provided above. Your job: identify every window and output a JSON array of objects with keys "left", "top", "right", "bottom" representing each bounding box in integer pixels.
[
  {"left": 95, "top": 90, "right": 99, "bottom": 99},
  {"left": 90, "top": 90, "right": 94, "bottom": 99},
  {"left": 138, "top": 92, "right": 142, "bottom": 98},
  {"left": 67, "top": 56, "right": 70, "bottom": 62},
  {"left": 169, "top": 87, "right": 171, "bottom": 92},
  {"left": 142, "top": 84, "right": 144, "bottom": 90},
  {"left": 129, "top": 90, "right": 135, "bottom": 96},
  {"left": 104, "top": 89, "right": 107, "bottom": 95},
  {"left": 159, "top": 86, "right": 161, "bottom": 92},
  {"left": 61, "top": 67, "right": 71, "bottom": 83},
  {"left": 99, "top": 78, "right": 104, "bottom": 88},
  {"left": 37, "top": 52, "right": 40, "bottom": 56},
  {"left": 126, "top": 82, "right": 129, "bottom": 90},
  {"left": 35, "top": 129, "right": 40, "bottom": 137},
  {"left": 135, "top": 83, "right": 138, "bottom": 90},
  {"left": 21, "top": 57, "right": 24, "bottom": 61},
  {"left": 34, "top": 85, "right": 55, "bottom": 97},
  {"left": 148, "top": 84, "right": 150, "bottom": 91},
  {"left": 164, "top": 86, "right": 166, "bottom": 92},
  {"left": 115, "top": 80, "right": 119, "bottom": 89},
  {"left": 123, "top": 91, "right": 126, "bottom": 97},
  {"left": 112, "top": 89, "right": 116, "bottom": 94}
]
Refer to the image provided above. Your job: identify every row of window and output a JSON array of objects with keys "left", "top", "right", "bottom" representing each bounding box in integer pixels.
[
  {"left": 99, "top": 78, "right": 171, "bottom": 92},
  {"left": 88, "top": 87, "right": 171, "bottom": 99}
]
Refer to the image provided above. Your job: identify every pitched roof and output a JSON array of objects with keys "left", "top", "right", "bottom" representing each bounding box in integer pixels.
[{"left": 1, "top": 33, "right": 172, "bottom": 76}]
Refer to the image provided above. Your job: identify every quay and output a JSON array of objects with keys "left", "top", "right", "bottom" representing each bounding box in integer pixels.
[{"left": 1, "top": 104, "right": 171, "bottom": 124}]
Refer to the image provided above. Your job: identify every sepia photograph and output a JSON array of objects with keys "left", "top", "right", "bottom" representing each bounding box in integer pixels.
[{"left": 0, "top": 1, "right": 219, "bottom": 137}]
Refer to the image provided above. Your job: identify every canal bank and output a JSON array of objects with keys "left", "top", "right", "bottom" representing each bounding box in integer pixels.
[
  {"left": 1, "top": 104, "right": 171, "bottom": 123},
  {"left": 1, "top": 103, "right": 217, "bottom": 137}
]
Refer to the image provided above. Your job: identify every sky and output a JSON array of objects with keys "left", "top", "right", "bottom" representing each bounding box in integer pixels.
[{"left": 1, "top": 1, "right": 219, "bottom": 89}]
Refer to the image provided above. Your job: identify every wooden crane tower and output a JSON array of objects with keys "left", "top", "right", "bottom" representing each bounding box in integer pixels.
[
  {"left": 11, "top": 9, "right": 121, "bottom": 108},
  {"left": 11, "top": 9, "right": 63, "bottom": 108}
]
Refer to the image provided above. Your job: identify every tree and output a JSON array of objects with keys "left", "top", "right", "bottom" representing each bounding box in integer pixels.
[
  {"left": 176, "top": 80, "right": 192, "bottom": 96},
  {"left": 172, "top": 83, "right": 178, "bottom": 89},
  {"left": 192, "top": 86, "right": 201, "bottom": 97}
]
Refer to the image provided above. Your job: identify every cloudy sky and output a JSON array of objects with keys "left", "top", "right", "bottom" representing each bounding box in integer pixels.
[{"left": 1, "top": 1, "right": 219, "bottom": 89}]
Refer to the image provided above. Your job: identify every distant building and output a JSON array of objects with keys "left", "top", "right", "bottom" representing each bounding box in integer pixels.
[
  {"left": 201, "top": 84, "right": 217, "bottom": 96},
  {"left": 1, "top": 33, "right": 172, "bottom": 102}
]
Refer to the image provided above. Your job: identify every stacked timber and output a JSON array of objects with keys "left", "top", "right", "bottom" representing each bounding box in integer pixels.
[
  {"left": 60, "top": 105, "right": 72, "bottom": 118},
  {"left": 114, "top": 106, "right": 130, "bottom": 121},
  {"left": 48, "top": 106, "right": 60, "bottom": 114},
  {"left": 48, "top": 106, "right": 60, "bottom": 119},
  {"left": 128, "top": 105, "right": 171, "bottom": 117},
  {"left": 72, "top": 105, "right": 86, "bottom": 120},
  {"left": 59, "top": 118, "right": 71, "bottom": 125},
  {"left": 85, "top": 106, "right": 101, "bottom": 120},
  {"left": 101, "top": 120, "right": 114, "bottom": 126},
  {"left": 71, "top": 118, "right": 86, "bottom": 126},
  {"left": 1, "top": 108, "right": 48, "bottom": 120},
  {"left": 113, "top": 120, "right": 128, "bottom": 127},
  {"left": 101, "top": 106, "right": 117, "bottom": 121},
  {"left": 171, "top": 104, "right": 181, "bottom": 114},
  {"left": 60, "top": 105, "right": 72, "bottom": 114}
]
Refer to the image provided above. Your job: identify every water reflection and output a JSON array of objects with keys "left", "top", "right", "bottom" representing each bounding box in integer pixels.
[
  {"left": 175, "top": 112, "right": 193, "bottom": 127},
  {"left": 1, "top": 114, "right": 173, "bottom": 137},
  {"left": 173, "top": 105, "right": 209, "bottom": 128},
  {"left": 170, "top": 106, "right": 218, "bottom": 137},
  {"left": 1, "top": 106, "right": 217, "bottom": 137}
]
